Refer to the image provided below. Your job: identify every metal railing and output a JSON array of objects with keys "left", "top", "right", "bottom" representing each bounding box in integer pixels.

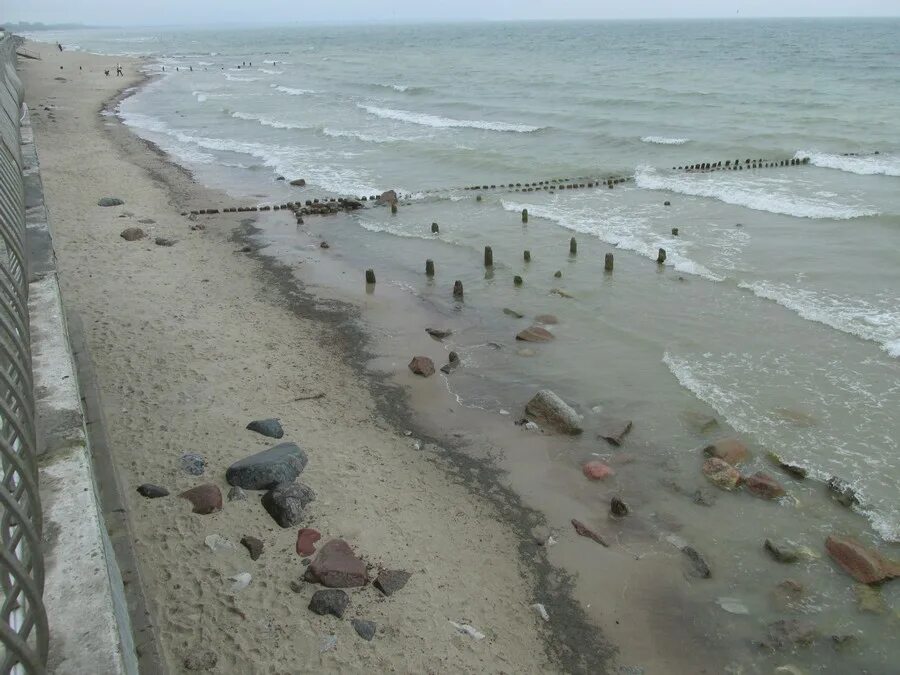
[{"left": 0, "top": 33, "right": 48, "bottom": 674}]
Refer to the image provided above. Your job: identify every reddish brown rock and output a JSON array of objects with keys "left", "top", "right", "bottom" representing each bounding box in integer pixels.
[
  {"left": 178, "top": 484, "right": 222, "bottom": 514},
  {"left": 703, "top": 438, "right": 750, "bottom": 465},
  {"left": 408, "top": 356, "right": 435, "bottom": 377},
  {"left": 296, "top": 528, "right": 321, "bottom": 557},
  {"left": 304, "top": 539, "right": 368, "bottom": 588},
  {"left": 744, "top": 472, "right": 786, "bottom": 499},
  {"left": 825, "top": 535, "right": 900, "bottom": 585},
  {"left": 702, "top": 457, "right": 742, "bottom": 490},
  {"left": 571, "top": 519, "right": 609, "bottom": 547},
  {"left": 516, "top": 325, "right": 555, "bottom": 343},
  {"left": 582, "top": 461, "right": 615, "bottom": 480}
]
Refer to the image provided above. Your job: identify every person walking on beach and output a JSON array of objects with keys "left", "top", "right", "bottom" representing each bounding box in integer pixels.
[
  {"left": 57, "top": 42, "right": 63, "bottom": 52},
  {"left": 116, "top": 65, "right": 123, "bottom": 77},
  {"left": 104, "top": 69, "right": 110, "bottom": 77}
]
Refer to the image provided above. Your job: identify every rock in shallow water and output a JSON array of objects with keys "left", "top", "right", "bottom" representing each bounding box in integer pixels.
[
  {"left": 308, "top": 589, "right": 350, "bottom": 618},
  {"left": 245, "top": 418, "right": 284, "bottom": 439},
  {"left": 305, "top": 539, "right": 369, "bottom": 588},
  {"left": 765, "top": 539, "right": 800, "bottom": 563},
  {"left": 262, "top": 482, "right": 316, "bottom": 528},
  {"left": 408, "top": 356, "right": 435, "bottom": 377},
  {"left": 703, "top": 438, "right": 750, "bottom": 465},
  {"left": 582, "top": 461, "right": 615, "bottom": 480},
  {"left": 226, "top": 442, "right": 308, "bottom": 490},
  {"left": 744, "top": 472, "right": 786, "bottom": 499},
  {"left": 826, "top": 476, "right": 859, "bottom": 508},
  {"left": 825, "top": 535, "right": 900, "bottom": 585},
  {"left": 758, "top": 619, "right": 817, "bottom": 651},
  {"left": 516, "top": 325, "right": 555, "bottom": 342},
  {"left": 525, "top": 390, "right": 582, "bottom": 435},
  {"left": 597, "top": 418, "right": 633, "bottom": 446},
  {"left": 98, "top": 197, "right": 124, "bottom": 207},
  {"left": 702, "top": 457, "right": 742, "bottom": 490}
]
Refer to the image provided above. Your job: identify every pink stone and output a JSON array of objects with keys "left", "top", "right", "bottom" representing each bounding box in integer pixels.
[
  {"left": 296, "top": 528, "right": 321, "bottom": 557},
  {"left": 304, "top": 539, "right": 368, "bottom": 588},
  {"left": 582, "top": 461, "right": 615, "bottom": 480},
  {"left": 408, "top": 356, "right": 435, "bottom": 377}
]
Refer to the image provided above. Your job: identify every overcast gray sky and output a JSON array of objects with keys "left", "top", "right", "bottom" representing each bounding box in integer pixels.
[{"left": 7, "top": 0, "right": 900, "bottom": 26}]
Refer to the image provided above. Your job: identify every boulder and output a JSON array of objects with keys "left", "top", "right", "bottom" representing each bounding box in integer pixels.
[
  {"left": 240, "top": 535, "right": 264, "bottom": 561},
  {"left": 261, "top": 482, "right": 316, "bottom": 528},
  {"left": 226, "top": 442, "right": 308, "bottom": 490},
  {"left": 597, "top": 418, "right": 633, "bottom": 446},
  {"left": 304, "top": 539, "right": 368, "bottom": 588},
  {"left": 516, "top": 325, "right": 555, "bottom": 342},
  {"left": 765, "top": 539, "right": 800, "bottom": 563},
  {"left": 296, "top": 528, "right": 321, "bottom": 557},
  {"left": 178, "top": 484, "right": 222, "bottom": 514},
  {"left": 702, "top": 457, "right": 742, "bottom": 490},
  {"left": 290, "top": 178, "right": 307, "bottom": 187},
  {"left": 825, "top": 535, "right": 900, "bottom": 585},
  {"left": 136, "top": 483, "right": 169, "bottom": 498},
  {"left": 98, "top": 197, "right": 124, "bottom": 207},
  {"left": 308, "top": 589, "right": 349, "bottom": 618},
  {"left": 351, "top": 618, "right": 376, "bottom": 641},
  {"left": 374, "top": 570, "right": 412, "bottom": 596},
  {"left": 245, "top": 418, "right": 284, "bottom": 439},
  {"left": 582, "top": 461, "right": 614, "bottom": 480},
  {"left": 525, "top": 390, "right": 582, "bottom": 434},
  {"left": 376, "top": 190, "right": 398, "bottom": 205},
  {"left": 408, "top": 356, "right": 435, "bottom": 377},
  {"left": 703, "top": 438, "right": 749, "bottom": 465},
  {"left": 120, "top": 227, "right": 146, "bottom": 241}
]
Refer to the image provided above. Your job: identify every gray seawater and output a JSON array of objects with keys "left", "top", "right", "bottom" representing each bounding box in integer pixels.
[{"left": 33, "top": 19, "right": 900, "bottom": 672}]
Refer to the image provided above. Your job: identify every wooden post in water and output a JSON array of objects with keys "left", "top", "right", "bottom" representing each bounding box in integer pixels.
[
  {"left": 484, "top": 246, "right": 493, "bottom": 267},
  {"left": 425, "top": 259, "right": 435, "bottom": 277},
  {"left": 476, "top": 194, "right": 482, "bottom": 202},
  {"left": 570, "top": 237, "right": 577, "bottom": 255},
  {"left": 671, "top": 227, "right": 679, "bottom": 236},
  {"left": 524, "top": 250, "right": 531, "bottom": 262},
  {"left": 431, "top": 222, "right": 439, "bottom": 233},
  {"left": 605, "top": 253, "right": 614, "bottom": 272},
  {"left": 453, "top": 280, "right": 464, "bottom": 298},
  {"left": 513, "top": 275, "right": 523, "bottom": 287},
  {"left": 391, "top": 203, "right": 398, "bottom": 215},
  {"left": 365, "top": 269, "right": 376, "bottom": 284},
  {"left": 522, "top": 208, "right": 528, "bottom": 223},
  {"left": 657, "top": 248, "right": 667, "bottom": 265}
]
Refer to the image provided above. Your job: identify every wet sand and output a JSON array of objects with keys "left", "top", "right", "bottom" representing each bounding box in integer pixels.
[{"left": 20, "top": 43, "right": 581, "bottom": 674}]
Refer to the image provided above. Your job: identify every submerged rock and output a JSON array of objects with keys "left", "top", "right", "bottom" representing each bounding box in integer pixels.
[
  {"left": 308, "top": 589, "right": 349, "bottom": 618},
  {"left": 826, "top": 476, "right": 860, "bottom": 508},
  {"left": 703, "top": 438, "right": 750, "bottom": 465},
  {"left": 408, "top": 356, "right": 435, "bottom": 377},
  {"left": 516, "top": 325, "right": 555, "bottom": 343},
  {"left": 766, "top": 451, "right": 809, "bottom": 480},
  {"left": 758, "top": 619, "right": 817, "bottom": 651},
  {"left": 425, "top": 327, "right": 452, "bottom": 340},
  {"left": 682, "top": 411, "right": 718, "bottom": 433},
  {"left": 502, "top": 308, "right": 524, "bottom": 318},
  {"left": 98, "top": 197, "right": 124, "bottom": 207},
  {"left": 525, "top": 390, "right": 582, "bottom": 434},
  {"left": 582, "top": 461, "right": 615, "bottom": 480},
  {"left": 825, "top": 535, "right": 900, "bottom": 585},
  {"left": 855, "top": 584, "right": 887, "bottom": 614},
  {"left": 571, "top": 518, "right": 609, "bottom": 547},
  {"left": 597, "top": 418, "right": 633, "bottom": 446},
  {"left": 245, "top": 418, "right": 284, "bottom": 439},
  {"left": 304, "top": 539, "right": 368, "bottom": 588},
  {"left": 765, "top": 539, "right": 800, "bottom": 563},
  {"left": 610, "top": 496, "right": 629, "bottom": 517},
  {"left": 120, "top": 227, "right": 145, "bottom": 241},
  {"left": 682, "top": 546, "right": 711, "bottom": 578},
  {"left": 261, "top": 482, "right": 316, "bottom": 528},
  {"left": 226, "top": 442, "right": 308, "bottom": 490},
  {"left": 534, "top": 314, "right": 558, "bottom": 325},
  {"left": 745, "top": 472, "right": 786, "bottom": 499},
  {"left": 702, "top": 457, "right": 742, "bottom": 490}
]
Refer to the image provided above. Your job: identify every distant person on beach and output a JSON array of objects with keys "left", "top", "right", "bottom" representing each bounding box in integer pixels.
[
  {"left": 57, "top": 42, "right": 63, "bottom": 52},
  {"left": 104, "top": 69, "right": 110, "bottom": 77},
  {"left": 116, "top": 65, "right": 123, "bottom": 76}
]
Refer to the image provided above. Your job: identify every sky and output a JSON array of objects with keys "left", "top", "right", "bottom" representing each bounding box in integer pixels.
[{"left": 6, "top": 0, "right": 900, "bottom": 26}]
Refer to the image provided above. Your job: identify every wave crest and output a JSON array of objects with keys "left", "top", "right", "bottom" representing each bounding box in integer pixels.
[{"left": 358, "top": 104, "right": 543, "bottom": 133}]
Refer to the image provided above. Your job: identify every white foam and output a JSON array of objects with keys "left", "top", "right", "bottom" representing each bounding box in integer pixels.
[
  {"left": 739, "top": 281, "right": 900, "bottom": 358},
  {"left": 259, "top": 68, "right": 284, "bottom": 75},
  {"left": 323, "top": 127, "right": 407, "bottom": 144},
  {"left": 797, "top": 151, "right": 900, "bottom": 177},
  {"left": 272, "top": 85, "right": 315, "bottom": 96},
  {"left": 231, "top": 111, "right": 312, "bottom": 130},
  {"left": 501, "top": 198, "right": 721, "bottom": 281},
  {"left": 358, "top": 104, "right": 542, "bottom": 133},
  {"left": 641, "top": 136, "right": 689, "bottom": 145},
  {"left": 223, "top": 73, "right": 260, "bottom": 82},
  {"left": 635, "top": 166, "right": 878, "bottom": 220}
]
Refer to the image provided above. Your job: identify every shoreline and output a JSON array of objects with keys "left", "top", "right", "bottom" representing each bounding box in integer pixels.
[{"left": 22, "top": 41, "right": 613, "bottom": 674}]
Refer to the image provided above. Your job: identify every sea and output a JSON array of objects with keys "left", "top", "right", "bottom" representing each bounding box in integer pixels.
[{"left": 28, "top": 19, "right": 900, "bottom": 673}]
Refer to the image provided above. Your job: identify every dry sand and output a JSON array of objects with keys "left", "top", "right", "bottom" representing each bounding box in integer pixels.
[{"left": 20, "top": 44, "right": 571, "bottom": 673}]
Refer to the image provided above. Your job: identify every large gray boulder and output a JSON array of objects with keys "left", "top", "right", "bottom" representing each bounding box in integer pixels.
[
  {"left": 525, "top": 390, "right": 582, "bottom": 435},
  {"left": 226, "top": 442, "right": 308, "bottom": 490}
]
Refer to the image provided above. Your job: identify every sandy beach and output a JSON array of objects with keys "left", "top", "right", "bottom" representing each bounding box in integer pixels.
[{"left": 20, "top": 44, "right": 574, "bottom": 673}]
